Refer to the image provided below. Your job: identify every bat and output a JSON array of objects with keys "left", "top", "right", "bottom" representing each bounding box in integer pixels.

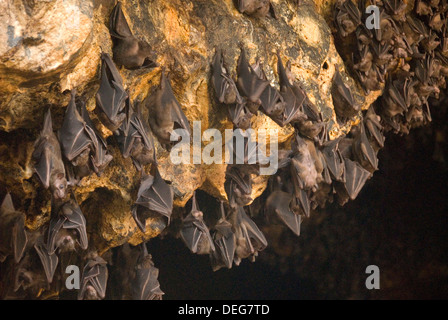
[
  {"left": 146, "top": 71, "right": 191, "bottom": 149},
  {"left": 237, "top": 0, "right": 276, "bottom": 18},
  {"left": 273, "top": 53, "right": 307, "bottom": 126},
  {"left": 320, "top": 138, "right": 345, "bottom": 182},
  {"left": 383, "top": 0, "right": 407, "bottom": 22},
  {"left": 227, "top": 102, "right": 254, "bottom": 130},
  {"left": 79, "top": 96, "right": 113, "bottom": 175},
  {"left": 210, "top": 202, "right": 236, "bottom": 271},
  {"left": 352, "top": 122, "right": 378, "bottom": 172},
  {"left": 0, "top": 193, "right": 28, "bottom": 263},
  {"left": 334, "top": 0, "right": 361, "bottom": 37},
  {"left": 211, "top": 49, "right": 240, "bottom": 105},
  {"left": 180, "top": 192, "right": 215, "bottom": 255},
  {"left": 266, "top": 190, "right": 302, "bottom": 236},
  {"left": 364, "top": 107, "right": 385, "bottom": 150},
  {"left": 109, "top": 2, "right": 157, "bottom": 69},
  {"left": 290, "top": 133, "right": 321, "bottom": 191},
  {"left": 331, "top": 65, "right": 360, "bottom": 120},
  {"left": 415, "top": 0, "right": 433, "bottom": 15},
  {"left": 95, "top": 53, "right": 128, "bottom": 132},
  {"left": 32, "top": 110, "right": 67, "bottom": 200},
  {"left": 47, "top": 195, "right": 88, "bottom": 255},
  {"left": 224, "top": 165, "right": 253, "bottom": 208},
  {"left": 339, "top": 158, "right": 371, "bottom": 201},
  {"left": 382, "top": 78, "right": 408, "bottom": 117},
  {"left": 231, "top": 206, "right": 267, "bottom": 265},
  {"left": 132, "top": 167, "right": 174, "bottom": 232},
  {"left": 11, "top": 250, "right": 49, "bottom": 298},
  {"left": 116, "top": 99, "right": 156, "bottom": 171},
  {"left": 236, "top": 47, "right": 270, "bottom": 113},
  {"left": 132, "top": 243, "right": 164, "bottom": 300},
  {"left": 78, "top": 253, "right": 108, "bottom": 300},
  {"left": 34, "top": 236, "right": 59, "bottom": 284}
]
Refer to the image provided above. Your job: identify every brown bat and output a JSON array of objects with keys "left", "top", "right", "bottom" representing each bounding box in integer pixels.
[
  {"left": 146, "top": 71, "right": 191, "bottom": 149},
  {"left": 237, "top": 0, "right": 276, "bottom": 18},
  {"left": 180, "top": 192, "right": 215, "bottom": 255},
  {"left": 34, "top": 236, "right": 59, "bottom": 284},
  {"left": 266, "top": 190, "right": 302, "bottom": 236},
  {"left": 352, "top": 122, "right": 379, "bottom": 172},
  {"left": 47, "top": 195, "right": 88, "bottom": 255},
  {"left": 132, "top": 167, "right": 174, "bottom": 232},
  {"left": 320, "top": 138, "right": 345, "bottom": 182},
  {"left": 210, "top": 202, "right": 236, "bottom": 271},
  {"left": 0, "top": 193, "right": 28, "bottom": 263},
  {"left": 290, "top": 133, "right": 321, "bottom": 191},
  {"left": 334, "top": 0, "right": 361, "bottom": 37},
  {"left": 383, "top": 0, "right": 407, "bottom": 21},
  {"left": 95, "top": 53, "right": 128, "bottom": 132},
  {"left": 212, "top": 49, "right": 240, "bottom": 105},
  {"left": 231, "top": 206, "right": 267, "bottom": 265},
  {"left": 109, "top": 2, "right": 157, "bottom": 69},
  {"left": 116, "top": 99, "right": 156, "bottom": 171},
  {"left": 32, "top": 110, "right": 67, "bottom": 200},
  {"left": 336, "top": 158, "right": 371, "bottom": 204},
  {"left": 225, "top": 165, "right": 253, "bottom": 208},
  {"left": 331, "top": 65, "right": 360, "bottom": 120},
  {"left": 227, "top": 102, "right": 254, "bottom": 130},
  {"left": 132, "top": 244, "right": 164, "bottom": 300},
  {"left": 78, "top": 252, "right": 108, "bottom": 300},
  {"left": 364, "top": 107, "right": 385, "bottom": 151}
]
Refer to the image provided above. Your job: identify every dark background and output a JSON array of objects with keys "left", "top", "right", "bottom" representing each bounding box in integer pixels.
[{"left": 148, "top": 126, "right": 448, "bottom": 300}]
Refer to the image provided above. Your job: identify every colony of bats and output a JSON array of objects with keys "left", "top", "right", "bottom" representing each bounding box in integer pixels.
[{"left": 1, "top": 0, "right": 447, "bottom": 299}]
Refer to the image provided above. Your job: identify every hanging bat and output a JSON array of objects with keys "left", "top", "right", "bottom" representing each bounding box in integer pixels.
[
  {"left": 227, "top": 102, "right": 254, "bottom": 130},
  {"left": 116, "top": 99, "right": 156, "bottom": 171},
  {"left": 212, "top": 49, "right": 240, "bottom": 105},
  {"left": 236, "top": 47, "right": 270, "bottom": 113},
  {"left": 266, "top": 190, "right": 302, "bottom": 236},
  {"left": 210, "top": 202, "right": 236, "bottom": 271},
  {"left": 47, "top": 195, "right": 88, "bottom": 255},
  {"left": 382, "top": 78, "right": 408, "bottom": 117},
  {"left": 78, "top": 252, "right": 108, "bottom": 300},
  {"left": 339, "top": 158, "right": 371, "bottom": 201},
  {"left": 180, "top": 192, "right": 215, "bottom": 255},
  {"left": 32, "top": 110, "right": 67, "bottom": 200},
  {"left": 34, "top": 236, "right": 59, "bottom": 284},
  {"left": 364, "top": 107, "right": 385, "bottom": 150},
  {"left": 80, "top": 96, "right": 113, "bottom": 175},
  {"left": 146, "top": 71, "right": 191, "bottom": 149},
  {"left": 95, "top": 53, "right": 128, "bottom": 132},
  {"left": 231, "top": 206, "right": 267, "bottom": 265},
  {"left": 132, "top": 243, "right": 164, "bottom": 300},
  {"left": 352, "top": 122, "right": 378, "bottom": 172},
  {"left": 224, "top": 165, "right": 253, "bottom": 208},
  {"left": 59, "top": 90, "right": 94, "bottom": 178},
  {"left": 320, "top": 138, "right": 345, "bottom": 182},
  {"left": 290, "top": 133, "right": 321, "bottom": 191},
  {"left": 332, "top": 65, "right": 360, "bottom": 120},
  {"left": 383, "top": 0, "right": 407, "bottom": 22},
  {"left": 0, "top": 193, "right": 28, "bottom": 263},
  {"left": 132, "top": 167, "right": 173, "bottom": 232},
  {"left": 237, "top": 0, "right": 276, "bottom": 18},
  {"left": 109, "top": 2, "right": 157, "bottom": 69},
  {"left": 415, "top": 0, "right": 433, "bottom": 15},
  {"left": 334, "top": 0, "right": 361, "bottom": 37}
]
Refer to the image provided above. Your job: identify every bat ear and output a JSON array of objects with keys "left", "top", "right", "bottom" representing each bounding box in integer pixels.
[
  {"left": 1, "top": 193, "right": 15, "bottom": 212},
  {"left": 43, "top": 109, "right": 53, "bottom": 134}
]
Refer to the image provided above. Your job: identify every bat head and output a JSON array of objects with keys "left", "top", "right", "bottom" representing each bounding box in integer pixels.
[
  {"left": 51, "top": 173, "right": 67, "bottom": 200},
  {"left": 85, "top": 284, "right": 101, "bottom": 300},
  {"left": 55, "top": 229, "right": 76, "bottom": 253},
  {"left": 14, "top": 269, "right": 34, "bottom": 292}
]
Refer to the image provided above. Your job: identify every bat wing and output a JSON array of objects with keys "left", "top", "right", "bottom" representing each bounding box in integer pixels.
[
  {"left": 267, "top": 190, "right": 301, "bottom": 236},
  {"left": 162, "top": 75, "right": 191, "bottom": 135},
  {"left": 294, "top": 188, "right": 311, "bottom": 218},
  {"left": 33, "top": 110, "right": 55, "bottom": 188},
  {"left": 59, "top": 91, "right": 92, "bottom": 162},
  {"left": 344, "top": 158, "right": 371, "bottom": 200},
  {"left": 47, "top": 216, "right": 66, "bottom": 255},
  {"left": 238, "top": 206, "right": 267, "bottom": 251},
  {"left": 212, "top": 218, "right": 235, "bottom": 270},
  {"left": 259, "top": 85, "right": 285, "bottom": 116},
  {"left": 226, "top": 166, "right": 252, "bottom": 195},
  {"left": 237, "top": 48, "right": 269, "bottom": 104},
  {"left": 34, "top": 237, "right": 59, "bottom": 283},
  {"left": 12, "top": 217, "right": 27, "bottom": 263},
  {"left": 180, "top": 215, "right": 203, "bottom": 253},
  {"left": 333, "top": 66, "right": 356, "bottom": 108},
  {"left": 322, "top": 138, "right": 344, "bottom": 181},
  {"left": 133, "top": 254, "right": 164, "bottom": 300},
  {"left": 109, "top": 2, "right": 133, "bottom": 39},
  {"left": 353, "top": 123, "right": 378, "bottom": 171},
  {"left": 79, "top": 258, "right": 108, "bottom": 300},
  {"left": 95, "top": 54, "right": 128, "bottom": 131},
  {"left": 62, "top": 201, "right": 88, "bottom": 250}
]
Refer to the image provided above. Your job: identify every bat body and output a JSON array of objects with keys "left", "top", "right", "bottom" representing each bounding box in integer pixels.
[
  {"left": 224, "top": 165, "right": 253, "bottom": 208},
  {"left": 146, "top": 71, "right": 191, "bottom": 148},
  {"left": 338, "top": 158, "right": 371, "bottom": 202},
  {"left": 212, "top": 49, "right": 240, "bottom": 105},
  {"left": 116, "top": 99, "right": 156, "bottom": 170},
  {"left": 133, "top": 168, "right": 173, "bottom": 232},
  {"left": 34, "top": 237, "right": 59, "bottom": 284},
  {"left": 352, "top": 122, "right": 378, "bottom": 172},
  {"left": 227, "top": 102, "right": 253, "bottom": 130},
  {"left": 231, "top": 206, "right": 267, "bottom": 265},
  {"left": 180, "top": 193, "right": 215, "bottom": 255},
  {"left": 335, "top": 0, "right": 361, "bottom": 37},
  {"left": 364, "top": 107, "right": 385, "bottom": 150},
  {"left": 0, "top": 194, "right": 28, "bottom": 264},
  {"left": 266, "top": 190, "right": 302, "bottom": 236},
  {"left": 237, "top": 0, "right": 276, "bottom": 18},
  {"left": 95, "top": 53, "right": 128, "bottom": 132},
  {"left": 78, "top": 253, "right": 108, "bottom": 300},
  {"left": 47, "top": 196, "right": 88, "bottom": 255},
  {"left": 291, "top": 134, "right": 321, "bottom": 191},
  {"left": 32, "top": 110, "right": 67, "bottom": 200},
  {"left": 320, "top": 138, "right": 345, "bottom": 182},
  {"left": 210, "top": 202, "right": 236, "bottom": 271},
  {"left": 132, "top": 244, "right": 164, "bottom": 300},
  {"left": 331, "top": 66, "right": 360, "bottom": 120},
  {"left": 109, "top": 2, "right": 157, "bottom": 70}
]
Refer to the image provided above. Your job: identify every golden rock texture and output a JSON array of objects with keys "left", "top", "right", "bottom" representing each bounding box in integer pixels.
[{"left": 0, "top": 0, "right": 381, "bottom": 251}]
